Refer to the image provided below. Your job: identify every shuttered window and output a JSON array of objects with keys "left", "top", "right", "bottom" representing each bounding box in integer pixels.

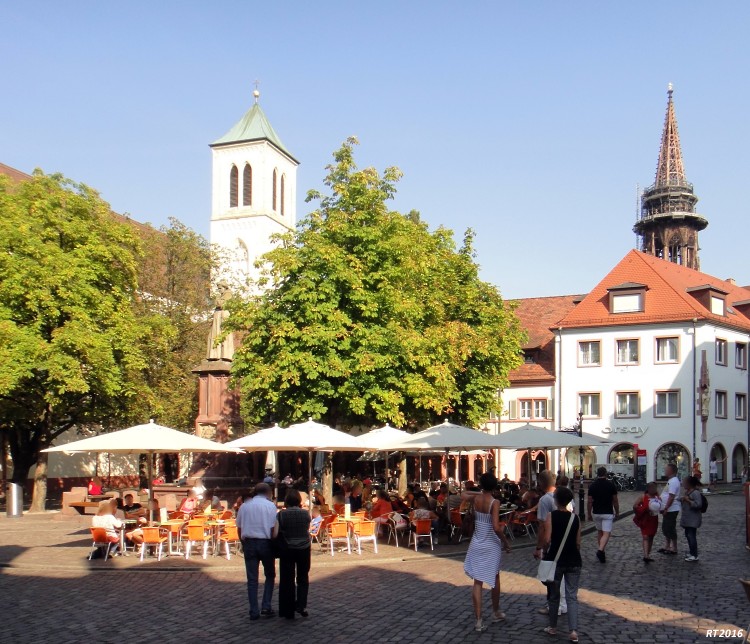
[
  {"left": 243, "top": 164, "right": 252, "bottom": 206},
  {"left": 229, "top": 165, "right": 238, "bottom": 208}
]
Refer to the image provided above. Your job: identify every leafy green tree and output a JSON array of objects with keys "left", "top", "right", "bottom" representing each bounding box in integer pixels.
[
  {"left": 227, "top": 138, "right": 525, "bottom": 432},
  {"left": 135, "top": 218, "right": 214, "bottom": 431},
  {"left": 0, "top": 172, "right": 159, "bottom": 510}
]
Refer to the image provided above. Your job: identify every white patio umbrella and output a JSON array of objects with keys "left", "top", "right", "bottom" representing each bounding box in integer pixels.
[
  {"left": 42, "top": 420, "right": 242, "bottom": 520},
  {"left": 226, "top": 418, "right": 364, "bottom": 487},
  {"left": 356, "top": 424, "right": 408, "bottom": 488},
  {"left": 386, "top": 420, "right": 500, "bottom": 484}
]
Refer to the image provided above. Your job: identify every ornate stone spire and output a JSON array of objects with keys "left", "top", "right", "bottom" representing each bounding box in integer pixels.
[
  {"left": 633, "top": 85, "right": 707, "bottom": 270},
  {"left": 654, "top": 83, "right": 687, "bottom": 187}
]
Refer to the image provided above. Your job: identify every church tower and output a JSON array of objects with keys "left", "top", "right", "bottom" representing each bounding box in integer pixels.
[
  {"left": 633, "top": 85, "right": 708, "bottom": 270},
  {"left": 209, "top": 88, "right": 299, "bottom": 289}
]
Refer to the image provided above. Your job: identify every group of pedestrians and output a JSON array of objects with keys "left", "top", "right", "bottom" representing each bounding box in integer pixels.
[
  {"left": 462, "top": 462, "right": 708, "bottom": 641},
  {"left": 236, "top": 483, "right": 312, "bottom": 621}
]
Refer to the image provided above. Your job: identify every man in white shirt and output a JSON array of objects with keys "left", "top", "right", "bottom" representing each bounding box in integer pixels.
[
  {"left": 658, "top": 464, "right": 681, "bottom": 555},
  {"left": 237, "top": 483, "right": 279, "bottom": 620}
]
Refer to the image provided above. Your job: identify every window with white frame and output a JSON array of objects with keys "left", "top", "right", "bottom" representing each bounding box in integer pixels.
[
  {"left": 716, "top": 339, "right": 727, "bottom": 366},
  {"left": 616, "top": 392, "right": 640, "bottom": 417},
  {"left": 715, "top": 390, "right": 727, "bottom": 418},
  {"left": 611, "top": 293, "right": 643, "bottom": 313},
  {"left": 578, "top": 341, "right": 601, "bottom": 366},
  {"left": 711, "top": 296, "right": 725, "bottom": 316},
  {"left": 736, "top": 394, "right": 747, "bottom": 420},
  {"left": 518, "top": 398, "right": 548, "bottom": 420},
  {"left": 655, "top": 337, "right": 679, "bottom": 363},
  {"left": 579, "top": 393, "right": 601, "bottom": 418},
  {"left": 655, "top": 390, "right": 680, "bottom": 417},
  {"left": 736, "top": 343, "right": 747, "bottom": 370},
  {"left": 616, "top": 339, "right": 639, "bottom": 365}
]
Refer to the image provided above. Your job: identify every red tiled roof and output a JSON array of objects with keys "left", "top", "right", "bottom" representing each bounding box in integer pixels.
[
  {"left": 0, "top": 161, "right": 157, "bottom": 237},
  {"left": 0, "top": 162, "right": 32, "bottom": 182},
  {"left": 557, "top": 249, "right": 750, "bottom": 332},
  {"left": 508, "top": 295, "right": 582, "bottom": 383}
]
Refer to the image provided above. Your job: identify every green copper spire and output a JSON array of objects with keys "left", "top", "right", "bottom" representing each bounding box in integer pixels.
[{"left": 211, "top": 92, "right": 296, "bottom": 161}]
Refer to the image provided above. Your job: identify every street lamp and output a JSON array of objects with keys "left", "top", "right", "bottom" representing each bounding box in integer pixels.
[{"left": 576, "top": 411, "right": 585, "bottom": 521}]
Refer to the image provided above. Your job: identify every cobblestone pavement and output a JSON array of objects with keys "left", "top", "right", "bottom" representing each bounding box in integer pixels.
[{"left": 1, "top": 490, "right": 749, "bottom": 644}]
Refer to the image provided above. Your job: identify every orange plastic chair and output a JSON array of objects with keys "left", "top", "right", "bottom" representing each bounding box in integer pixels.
[
  {"left": 449, "top": 510, "right": 464, "bottom": 543},
  {"left": 333, "top": 503, "right": 345, "bottom": 515},
  {"left": 511, "top": 510, "right": 537, "bottom": 539},
  {"left": 218, "top": 524, "right": 241, "bottom": 560},
  {"left": 184, "top": 524, "right": 212, "bottom": 559},
  {"left": 352, "top": 510, "right": 367, "bottom": 519},
  {"left": 327, "top": 520, "right": 351, "bottom": 556},
  {"left": 139, "top": 527, "right": 168, "bottom": 561},
  {"left": 88, "top": 527, "right": 116, "bottom": 561},
  {"left": 353, "top": 520, "right": 378, "bottom": 554},
  {"left": 408, "top": 518, "right": 434, "bottom": 551},
  {"left": 164, "top": 520, "right": 185, "bottom": 555},
  {"left": 219, "top": 510, "right": 234, "bottom": 521}
]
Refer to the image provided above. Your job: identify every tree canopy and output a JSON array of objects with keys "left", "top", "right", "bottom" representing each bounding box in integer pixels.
[
  {"left": 227, "top": 139, "right": 525, "bottom": 430},
  {"left": 0, "top": 173, "right": 212, "bottom": 510}
]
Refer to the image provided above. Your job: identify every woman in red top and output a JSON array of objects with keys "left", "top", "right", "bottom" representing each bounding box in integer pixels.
[
  {"left": 178, "top": 489, "right": 198, "bottom": 516},
  {"left": 369, "top": 490, "right": 393, "bottom": 536},
  {"left": 88, "top": 476, "right": 103, "bottom": 496},
  {"left": 633, "top": 482, "right": 661, "bottom": 563}
]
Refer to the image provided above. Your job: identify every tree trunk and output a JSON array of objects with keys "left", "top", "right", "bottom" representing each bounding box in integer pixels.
[
  {"left": 322, "top": 453, "right": 333, "bottom": 506},
  {"left": 29, "top": 450, "right": 48, "bottom": 512},
  {"left": 398, "top": 456, "right": 407, "bottom": 496}
]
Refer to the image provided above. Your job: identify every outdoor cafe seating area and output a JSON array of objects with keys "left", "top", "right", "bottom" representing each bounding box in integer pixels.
[{"left": 85, "top": 477, "right": 541, "bottom": 563}]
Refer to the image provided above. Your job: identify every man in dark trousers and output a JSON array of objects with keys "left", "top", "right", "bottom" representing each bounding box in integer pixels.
[{"left": 586, "top": 466, "right": 619, "bottom": 563}]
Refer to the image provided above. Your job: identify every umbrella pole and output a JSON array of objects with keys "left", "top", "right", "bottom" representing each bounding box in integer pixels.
[
  {"left": 147, "top": 450, "right": 154, "bottom": 524},
  {"left": 308, "top": 449, "right": 313, "bottom": 496}
]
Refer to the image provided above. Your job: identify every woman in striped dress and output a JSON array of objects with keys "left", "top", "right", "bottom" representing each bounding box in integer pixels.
[{"left": 463, "top": 472, "right": 513, "bottom": 632}]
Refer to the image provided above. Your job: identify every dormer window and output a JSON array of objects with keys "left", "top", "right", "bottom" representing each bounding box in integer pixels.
[
  {"left": 686, "top": 284, "right": 728, "bottom": 317},
  {"left": 607, "top": 282, "right": 646, "bottom": 314}
]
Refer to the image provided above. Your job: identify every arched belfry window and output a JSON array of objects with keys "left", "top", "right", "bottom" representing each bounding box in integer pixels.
[
  {"left": 280, "top": 174, "right": 286, "bottom": 215},
  {"left": 229, "top": 165, "right": 238, "bottom": 208},
  {"left": 242, "top": 164, "right": 252, "bottom": 207},
  {"left": 272, "top": 169, "right": 278, "bottom": 211}
]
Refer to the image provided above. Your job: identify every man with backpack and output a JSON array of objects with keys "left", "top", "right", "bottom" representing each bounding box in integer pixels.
[{"left": 680, "top": 475, "right": 704, "bottom": 561}]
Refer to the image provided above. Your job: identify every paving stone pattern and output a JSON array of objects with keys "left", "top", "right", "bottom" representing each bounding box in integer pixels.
[{"left": 1, "top": 490, "right": 748, "bottom": 643}]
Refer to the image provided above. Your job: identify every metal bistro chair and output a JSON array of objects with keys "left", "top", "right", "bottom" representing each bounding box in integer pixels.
[
  {"left": 218, "top": 524, "right": 242, "bottom": 560},
  {"left": 88, "top": 527, "right": 116, "bottom": 561},
  {"left": 184, "top": 523, "right": 212, "bottom": 560},
  {"left": 449, "top": 509, "right": 465, "bottom": 543},
  {"left": 386, "top": 512, "right": 409, "bottom": 548}
]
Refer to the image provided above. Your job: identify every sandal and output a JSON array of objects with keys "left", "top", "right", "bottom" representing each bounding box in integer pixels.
[
  {"left": 544, "top": 627, "right": 557, "bottom": 636},
  {"left": 492, "top": 611, "right": 506, "bottom": 623},
  {"left": 474, "top": 619, "right": 487, "bottom": 632}
]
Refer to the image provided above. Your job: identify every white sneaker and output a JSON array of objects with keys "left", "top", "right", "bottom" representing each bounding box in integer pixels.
[{"left": 684, "top": 555, "right": 699, "bottom": 562}]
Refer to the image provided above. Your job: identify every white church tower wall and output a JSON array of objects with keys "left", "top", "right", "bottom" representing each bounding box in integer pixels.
[{"left": 209, "top": 89, "right": 298, "bottom": 291}]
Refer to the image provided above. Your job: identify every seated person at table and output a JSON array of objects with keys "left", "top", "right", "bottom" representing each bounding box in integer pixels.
[
  {"left": 200, "top": 490, "right": 223, "bottom": 512},
  {"left": 410, "top": 497, "right": 440, "bottom": 534},
  {"left": 369, "top": 490, "right": 393, "bottom": 535},
  {"left": 390, "top": 493, "right": 410, "bottom": 515},
  {"left": 92, "top": 500, "right": 122, "bottom": 554},
  {"left": 348, "top": 481, "right": 363, "bottom": 513},
  {"left": 309, "top": 506, "right": 323, "bottom": 534},
  {"left": 109, "top": 497, "right": 126, "bottom": 520},
  {"left": 436, "top": 483, "right": 449, "bottom": 505},
  {"left": 179, "top": 490, "right": 199, "bottom": 515},
  {"left": 446, "top": 486, "right": 462, "bottom": 512},
  {"left": 88, "top": 476, "right": 103, "bottom": 497},
  {"left": 122, "top": 493, "right": 143, "bottom": 517},
  {"left": 125, "top": 499, "right": 161, "bottom": 545}
]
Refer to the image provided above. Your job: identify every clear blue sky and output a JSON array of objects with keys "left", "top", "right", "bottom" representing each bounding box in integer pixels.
[{"left": 2, "top": 2, "right": 748, "bottom": 298}]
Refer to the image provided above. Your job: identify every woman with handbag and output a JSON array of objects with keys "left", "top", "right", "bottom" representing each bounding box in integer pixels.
[
  {"left": 275, "top": 489, "right": 312, "bottom": 620},
  {"left": 541, "top": 486, "right": 581, "bottom": 643}
]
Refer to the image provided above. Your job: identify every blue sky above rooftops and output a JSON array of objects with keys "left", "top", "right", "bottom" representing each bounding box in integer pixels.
[{"left": 2, "top": 2, "right": 749, "bottom": 298}]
